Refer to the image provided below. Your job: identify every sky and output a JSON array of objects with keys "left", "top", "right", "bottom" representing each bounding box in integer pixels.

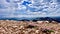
[{"left": 0, "top": 0, "right": 60, "bottom": 18}]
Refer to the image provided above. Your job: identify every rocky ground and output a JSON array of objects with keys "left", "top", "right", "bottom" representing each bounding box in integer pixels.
[{"left": 0, "top": 20, "right": 60, "bottom": 34}]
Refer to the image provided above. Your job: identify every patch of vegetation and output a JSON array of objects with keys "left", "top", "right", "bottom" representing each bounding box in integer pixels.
[
  {"left": 26, "top": 25, "right": 37, "bottom": 28},
  {"left": 42, "top": 29, "right": 54, "bottom": 34}
]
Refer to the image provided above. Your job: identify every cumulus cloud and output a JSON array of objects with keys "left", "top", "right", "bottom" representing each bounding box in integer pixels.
[{"left": 0, "top": 0, "right": 60, "bottom": 18}]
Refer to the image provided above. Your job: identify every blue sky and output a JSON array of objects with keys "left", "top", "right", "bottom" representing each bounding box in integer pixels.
[{"left": 0, "top": 0, "right": 60, "bottom": 18}]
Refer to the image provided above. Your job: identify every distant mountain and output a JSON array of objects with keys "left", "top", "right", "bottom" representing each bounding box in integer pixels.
[
  {"left": 0, "top": 17, "right": 60, "bottom": 22},
  {"left": 33, "top": 17, "right": 60, "bottom": 22}
]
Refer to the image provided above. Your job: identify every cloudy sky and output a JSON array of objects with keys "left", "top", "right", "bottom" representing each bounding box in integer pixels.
[{"left": 0, "top": 0, "right": 60, "bottom": 18}]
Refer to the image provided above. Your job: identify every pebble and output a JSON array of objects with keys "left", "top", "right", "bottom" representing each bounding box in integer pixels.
[{"left": 37, "top": 21, "right": 43, "bottom": 23}]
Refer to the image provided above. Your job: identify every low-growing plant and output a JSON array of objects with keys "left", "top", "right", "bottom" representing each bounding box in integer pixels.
[{"left": 42, "top": 29, "right": 54, "bottom": 34}]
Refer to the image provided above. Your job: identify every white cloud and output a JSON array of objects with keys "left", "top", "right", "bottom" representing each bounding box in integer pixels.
[{"left": 0, "top": 0, "right": 60, "bottom": 18}]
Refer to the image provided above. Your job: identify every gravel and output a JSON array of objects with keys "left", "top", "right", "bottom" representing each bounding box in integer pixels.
[{"left": 0, "top": 20, "right": 60, "bottom": 34}]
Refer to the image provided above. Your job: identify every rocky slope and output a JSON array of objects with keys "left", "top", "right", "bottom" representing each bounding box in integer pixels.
[{"left": 0, "top": 20, "right": 60, "bottom": 34}]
